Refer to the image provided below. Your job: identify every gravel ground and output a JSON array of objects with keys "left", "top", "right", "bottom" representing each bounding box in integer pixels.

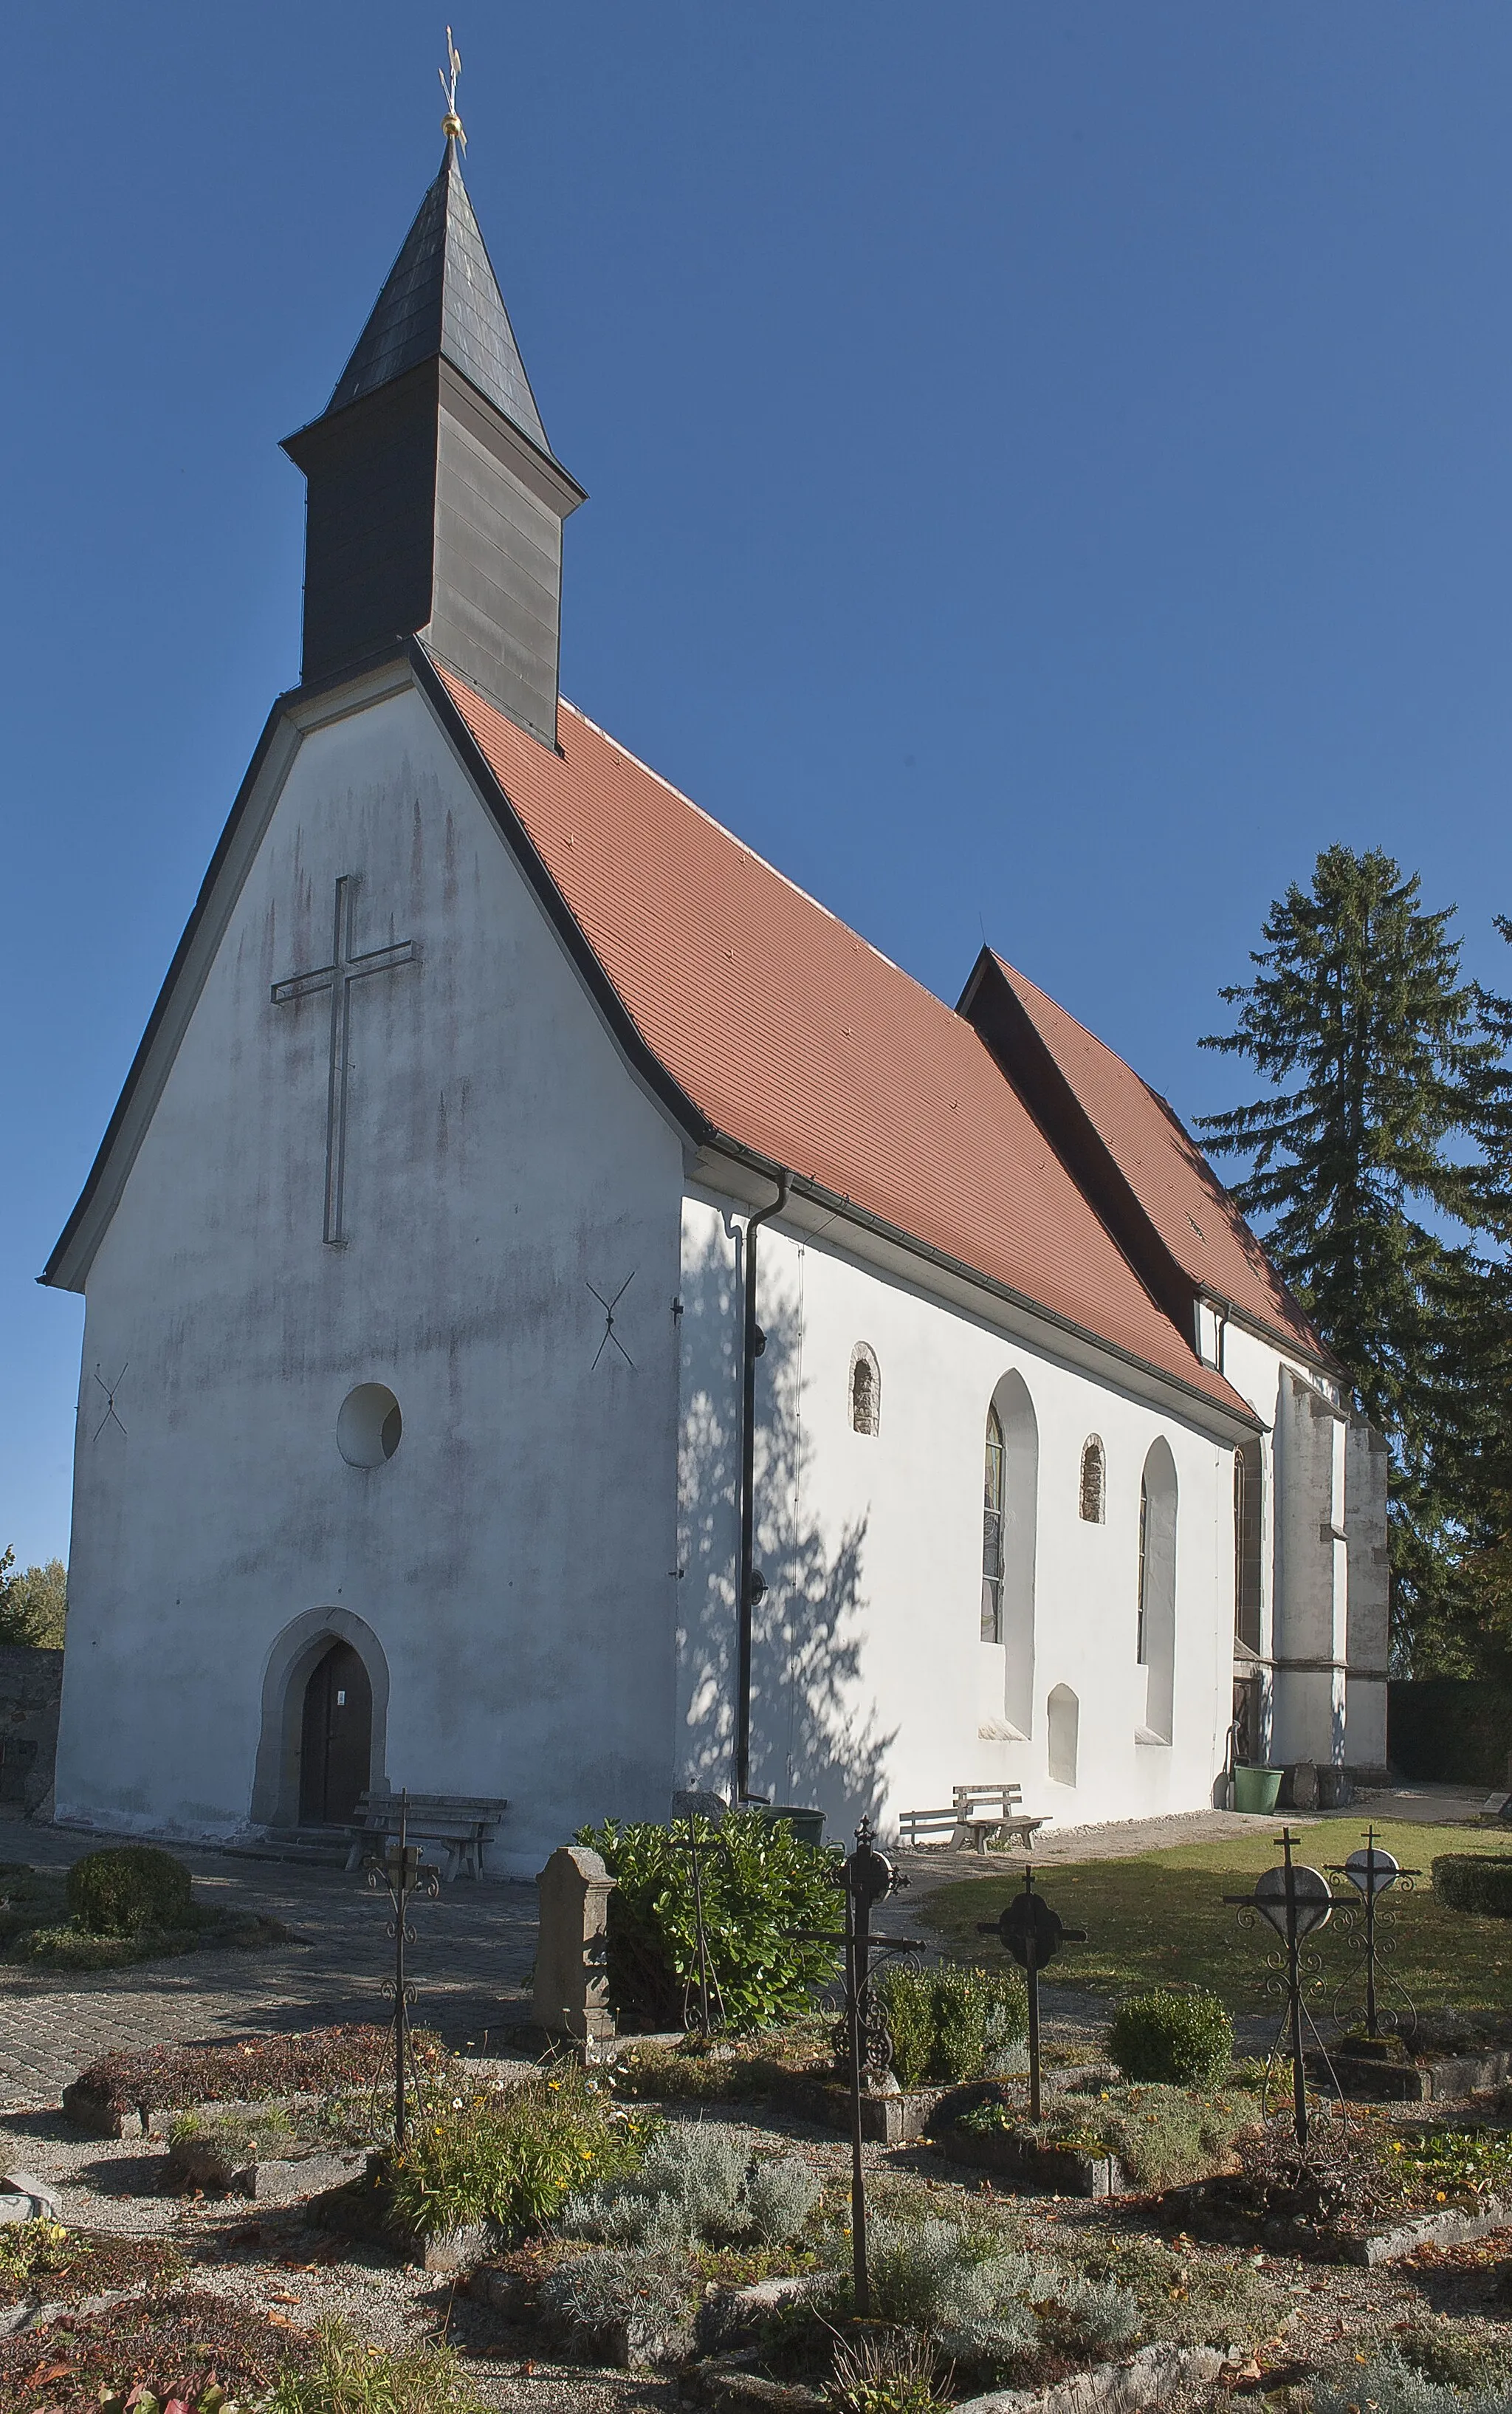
[
  {"left": 2, "top": 2079, "right": 1508, "bottom": 2410},
  {"left": 0, "top": 1786, "right": 1502, "bottom": 2409}
]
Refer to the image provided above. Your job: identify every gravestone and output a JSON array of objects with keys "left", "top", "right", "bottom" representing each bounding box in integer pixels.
[
  {"left": 1282, "top": 1759, "right": 1320, "bottom": 1811},
  {"left": 534, "top": 1845, "right": 616, "bottom": 2043}
]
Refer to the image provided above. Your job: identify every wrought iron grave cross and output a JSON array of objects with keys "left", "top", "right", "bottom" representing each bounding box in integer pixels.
[
  {"left": 272, "top": 875, "right": 416, "bottom": 1244},
  {"left": 1225, "top": 1825, "right": 1343, "bottom": 2150},
  {"left": 788, "top": 1818, "right": 910, "bottom": 2318},
  {"left": 979, "top": 1862, "right": 1085, "bottom": 2121}
]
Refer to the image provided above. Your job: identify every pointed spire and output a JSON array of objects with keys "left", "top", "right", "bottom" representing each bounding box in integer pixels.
[
  {"left": 283, "top": 104, "right": 583, "bottom": 747},
  {"left": 323, "top": 145, "right": 556, "bottom": 464}
]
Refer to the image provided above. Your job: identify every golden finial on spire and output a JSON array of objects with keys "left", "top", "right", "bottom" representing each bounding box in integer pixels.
[{"left": 439, "top": 26, "right": 465, "bottom": 150}]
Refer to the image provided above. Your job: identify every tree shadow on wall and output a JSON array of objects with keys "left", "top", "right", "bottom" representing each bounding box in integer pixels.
[{"left": 676, "top": 1220, "right": 896, "bottom": 1834}]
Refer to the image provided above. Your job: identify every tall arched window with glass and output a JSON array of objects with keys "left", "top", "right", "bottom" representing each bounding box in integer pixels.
[
  {"left": 1234, "top": 1440, "right": 1262, "bottom": 1652},
  {"left": 1136, "top": 1478, "right": 1149, "bottom": 1664},
  {"left": 982, "top": 1405, "right": 1006, "bottom": 1642}
]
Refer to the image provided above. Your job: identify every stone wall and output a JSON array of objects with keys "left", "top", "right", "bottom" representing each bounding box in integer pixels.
[
  {"left": 1389, "top": 1679, "right": 1512, "bottom": 1789},
  {"left": 0, "top": 1647, "right": 64, "bottom": 1816}
]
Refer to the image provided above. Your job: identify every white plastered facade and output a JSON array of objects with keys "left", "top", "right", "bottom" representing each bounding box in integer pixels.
[
  {"left": 55, "top": 676, "right": 687, "bottom": 1876},
  {"left": 53, "top": 667, "right": 1380, "bottom": 1874},
  {"left": 674, "top": 1200, "right": 1251, "bottom": 1840}
]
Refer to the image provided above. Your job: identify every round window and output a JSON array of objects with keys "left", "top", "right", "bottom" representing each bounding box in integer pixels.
[{"left": 337, "top": 1383, "right": 402, "bottom": 1468}]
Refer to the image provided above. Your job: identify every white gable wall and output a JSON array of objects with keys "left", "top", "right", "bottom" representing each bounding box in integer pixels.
[
  {"left": 676, "top": 1198, "right": 1238, "bottom": 1834},
  {"left": 56, "top": 682, "right": 687, "bottom": 1873}
]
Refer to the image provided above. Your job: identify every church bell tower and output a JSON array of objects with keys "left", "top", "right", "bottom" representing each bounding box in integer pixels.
[{"left": 282, "top": 131, "right": 584, "bottom": 749}]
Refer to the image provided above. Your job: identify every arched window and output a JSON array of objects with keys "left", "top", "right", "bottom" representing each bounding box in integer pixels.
[
  {"left": 1079, "top": 1436, "right": 1105, "bottom": 1523},
  {"left": 849, "top": 1344, "right": 881, "bottom": 1437},
  {"left": 1136, "top": 1439, "right": 1178, "bottom": 1743},
  {"left": 1136, "top": 1480, "right": 1149, "bottom": 1663},
  {"left": 980, "top": 1373, "right": 1039, "bottom": 1738},
  {"left": 981, "top": 1405, "right": 1005, "bottom": 1642},
  {"left": 1234, "top": 1439, "right": 1262, "bottom": 1651}
]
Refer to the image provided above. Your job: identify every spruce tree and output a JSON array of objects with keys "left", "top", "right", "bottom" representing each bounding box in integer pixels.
[
  {"left": 1197, "top": 846, "right": 1490, "bottom": 1647},
  {"left": 1426, "top": 918, "right": 1512, "bottom": 1674}
]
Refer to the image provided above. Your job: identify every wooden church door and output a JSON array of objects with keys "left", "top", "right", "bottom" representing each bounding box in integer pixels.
[{"left": 299, "top": 1642, "right": 372, "bottom": 1825}]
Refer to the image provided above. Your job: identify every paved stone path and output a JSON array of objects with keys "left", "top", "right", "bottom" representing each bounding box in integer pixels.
[
  {"left": 0, "top": 1785, "right": 1480, "bottom": 2107},
  {"left": 0, "top": 1820, "right": 535, "bottom": 2105}
]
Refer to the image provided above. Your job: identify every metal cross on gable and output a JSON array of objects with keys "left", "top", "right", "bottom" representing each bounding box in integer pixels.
[{"left": 272, "top": 876, "right": 417, "bottom": 1246}]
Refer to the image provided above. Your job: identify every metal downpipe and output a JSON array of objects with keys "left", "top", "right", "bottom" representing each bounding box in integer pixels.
[{"left": 735, "top": 1173, "right": 788, "bottom": 1803}]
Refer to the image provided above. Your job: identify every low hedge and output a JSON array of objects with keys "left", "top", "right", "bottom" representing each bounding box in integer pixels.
[
  {"left": 876, "top": 1961, "right": 1027, "bottom": 2088},
  {"left": 66, "top": 1845, "right": 194, "bottom": 1935},
  {"left": 1107, "top": 1988, "right": 1233, "bottom": 2086},
  {"left": 1432, "top": 1856, "right": 1512, "bottom": 1919}
]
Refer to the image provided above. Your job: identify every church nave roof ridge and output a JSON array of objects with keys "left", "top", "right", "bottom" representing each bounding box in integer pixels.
[{"left": 425, "top": 649, "right": 1260, "bottom": 1429}]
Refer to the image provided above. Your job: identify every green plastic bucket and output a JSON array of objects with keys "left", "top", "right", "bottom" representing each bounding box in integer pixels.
[
  {"left": 1232, "top": 1765, "right": 1283, "bottom": 1815},
  {"left": 760, "top": 1805, "right": 826, "bottom": 1848}
]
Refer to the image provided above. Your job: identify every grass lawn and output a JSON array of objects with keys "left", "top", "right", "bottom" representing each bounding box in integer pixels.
[{"left": 927, "top": 1820, "right": 1512, "bottom": 2016}]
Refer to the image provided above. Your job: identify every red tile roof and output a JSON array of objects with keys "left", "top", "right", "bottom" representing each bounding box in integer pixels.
[
  {"left": 992, "top": 958, "right": 1328, "bottom": 1364},
  {"left": 433, "top": 660, "right": 1255, "bottom": 1419}
]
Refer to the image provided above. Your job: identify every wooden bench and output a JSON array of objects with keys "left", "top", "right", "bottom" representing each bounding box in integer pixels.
[
  {"left": 897, "top": 1783, "right": 1047, "bottom": 1855},
  {"left": 346, "top": 1792, "right": 509, "bottom": 1882}
]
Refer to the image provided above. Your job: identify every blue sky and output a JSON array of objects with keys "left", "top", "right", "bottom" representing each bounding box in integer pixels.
[{"left": 5, "top": 4, "right": 1512, "bottom": 1568}]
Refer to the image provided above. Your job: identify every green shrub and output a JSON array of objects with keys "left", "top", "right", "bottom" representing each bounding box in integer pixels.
[
  {"left": 168, "top": 2103, "right": 295, "bottom": 2158},
  {"left": 1432, "top": 1857, "right": 1512, "bottom": 1919},
  {"left": 0, "top": 2216, "right": 69, "bottom": 2283},
  {"left": 1071, "top": 2232, "right": 1288, "bottom": 2353},
  {"left": 537, "top": 2243, "right": 690, "bottom": 2351},
  {"left": 861, "top": 2217, "right": 1138, "bottom": 2373},
  {"left": 1384, "top": 2324, "right": 1512, "bottom": 2397},
  {"left": 829, "top": 2326, "right": 951, "bottom": 2413},
  {"left": 264, "top": 2318, "right": 488, "bottom": 2413},
  {"left": 958, "top": 2081, "right": 1260, "bottom": 2191},
  {"left": 576, "top": 1811, "right": 842, "bottom": 2032},
  {"left": 1107, "top": 1988, "right": 1232, "bottom": 2085},
  {"left": 1382, "top": 2127, "right": 1512, "bottom": 2206},
  {"left": 383, "top": 2067, "right": 645, "bottom": 2239},
  {"left": 1314, "top": 2347, "right": 1512, "bottom": 2414},
  {"left": 562, "top": 2119, "right": 819, "bottom": 2247},
  {"left": 877, "top": 1963, "right": 1027, "bottom": 2089},
  {"left": 66, "top": 1844, "right": 195, "bottom": 1936}
]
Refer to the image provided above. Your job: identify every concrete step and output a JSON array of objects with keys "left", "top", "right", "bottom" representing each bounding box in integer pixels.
[{"left": 216, "top": 1826, "right": 352, "bottom": 1870}]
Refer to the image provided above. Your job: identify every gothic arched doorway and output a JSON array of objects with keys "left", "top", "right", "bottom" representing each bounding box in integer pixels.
[{"left": 299, "top": 1641, "right": 372, "bottom": 1825}]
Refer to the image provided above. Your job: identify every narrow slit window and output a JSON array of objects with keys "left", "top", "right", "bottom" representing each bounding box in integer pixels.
[
  {"left": 850, "top": 1344, "right": 880, "bottom": 1436},
  {"left": 1079, "top": 1436, "right": 1105, "bottom": 1523}
]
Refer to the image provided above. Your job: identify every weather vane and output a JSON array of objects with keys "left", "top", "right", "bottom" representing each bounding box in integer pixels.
[{"left": 439, "top": 25, "right": 466, "bottom": 151}]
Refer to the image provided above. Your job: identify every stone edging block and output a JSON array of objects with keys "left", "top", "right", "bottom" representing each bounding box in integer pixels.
[
  {"left": 955, "top": 2342, "right": 1228, "bottom": 2414},
  {"left": 1336, "top": 2193, "right": 1512, "bottom": 2267},
  {"left": 939, "top": 2127, "right": 1124, "bottom": 2198}
]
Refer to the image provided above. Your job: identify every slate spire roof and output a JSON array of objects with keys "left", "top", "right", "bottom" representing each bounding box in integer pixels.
[{"left": 323, "top": 138, "right": 557, "bottom": 462}]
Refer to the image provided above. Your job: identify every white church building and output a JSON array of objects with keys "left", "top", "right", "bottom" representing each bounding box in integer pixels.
[{"left": 44, "top": 140, "right": 1389, "bottom": 1876}]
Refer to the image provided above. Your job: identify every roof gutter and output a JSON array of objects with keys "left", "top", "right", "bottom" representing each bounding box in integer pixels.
[
  {"left": 694, "top": 1149, "right": 1262, "bottom": 1442},
  {"left": 735, "top": 1173, "right": 789, "bottom": 1805}
]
